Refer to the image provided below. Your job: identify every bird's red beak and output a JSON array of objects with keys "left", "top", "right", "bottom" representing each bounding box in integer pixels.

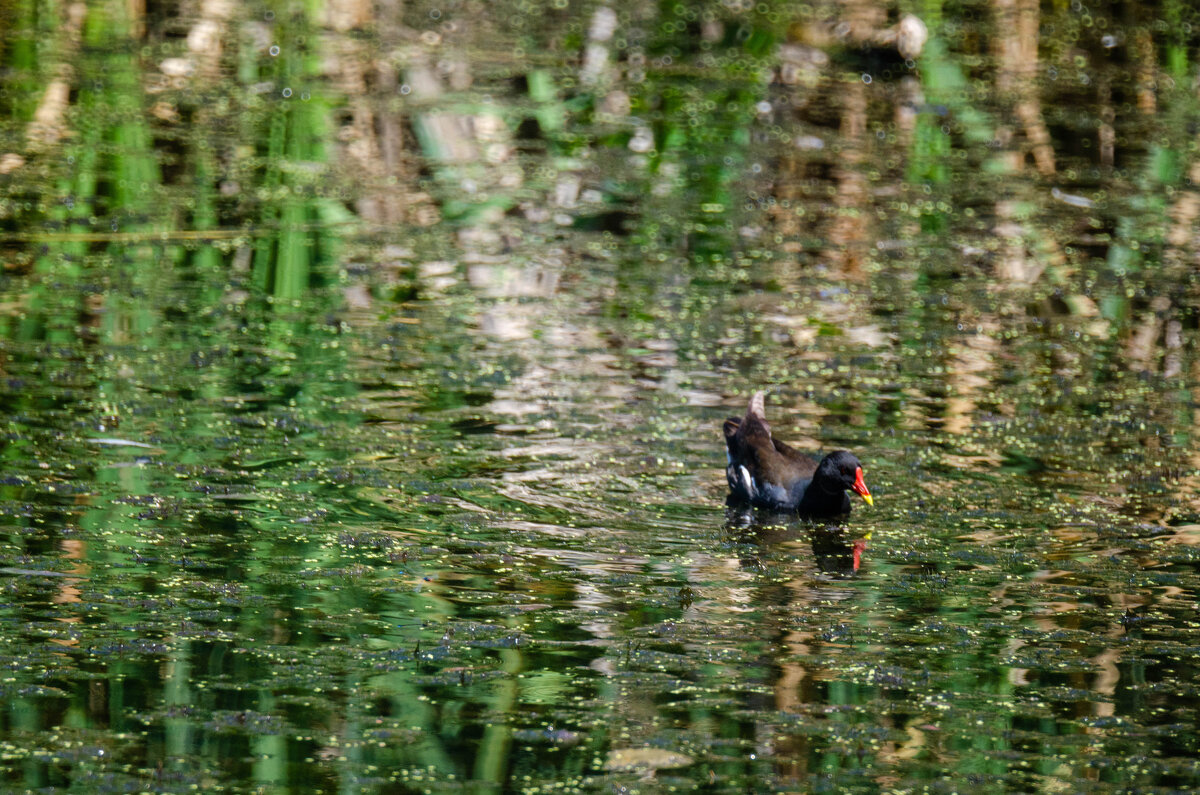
[{"left": 851, "top": 466, "right": 873, "bottom": 506}]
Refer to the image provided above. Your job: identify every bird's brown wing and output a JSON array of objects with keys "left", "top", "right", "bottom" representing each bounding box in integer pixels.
[{"left": 769, "top": 438, "right": 818, "bottom": 478}]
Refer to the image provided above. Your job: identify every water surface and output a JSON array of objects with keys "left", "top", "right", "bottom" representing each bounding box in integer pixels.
[{"left": 2, "top": 0, "right": 1200, "bottom": 792}]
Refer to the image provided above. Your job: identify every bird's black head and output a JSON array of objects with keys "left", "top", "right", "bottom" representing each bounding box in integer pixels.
[{"left": 817, "top": 450, "right": 873, "bottom": 505}]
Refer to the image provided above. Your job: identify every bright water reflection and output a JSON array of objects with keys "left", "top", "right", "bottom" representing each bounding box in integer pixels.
[{"left": 2, "top": 0, "right": 1200, "bottom": 792}]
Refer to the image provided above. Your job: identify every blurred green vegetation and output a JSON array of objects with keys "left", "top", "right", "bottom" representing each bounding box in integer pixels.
[{"left": 1, "top": 0, "right": 1200, "bottom": 792}]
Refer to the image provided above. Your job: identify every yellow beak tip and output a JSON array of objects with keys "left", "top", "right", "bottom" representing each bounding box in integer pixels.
[{"left": 862, "top": 494, "right": 874, "bottom": 506}]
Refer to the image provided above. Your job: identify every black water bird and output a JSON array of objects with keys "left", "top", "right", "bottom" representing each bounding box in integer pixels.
[{"left": 723, "top": 392, "right": 873, "bottom": 518}]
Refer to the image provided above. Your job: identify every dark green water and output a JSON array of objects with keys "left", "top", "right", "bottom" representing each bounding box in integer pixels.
[{"left": 3, "top": 0, "right": 1200, "bottom": 792}]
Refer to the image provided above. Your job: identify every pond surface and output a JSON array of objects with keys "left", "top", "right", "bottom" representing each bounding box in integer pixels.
[{"left": 2, "top": 0, "right": 1200, "bottom": 792}]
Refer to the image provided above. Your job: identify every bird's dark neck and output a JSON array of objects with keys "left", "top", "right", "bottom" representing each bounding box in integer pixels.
[{"left": 795, "top": 476, "right": 851, "bottom": 518}]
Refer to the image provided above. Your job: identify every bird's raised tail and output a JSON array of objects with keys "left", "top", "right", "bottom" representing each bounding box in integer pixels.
[
  {"left": 746, "top": 390, "right": 766, "bottom": 422},
  {"left": 725, "top": 391, "right": 772, "bottom": 457}
]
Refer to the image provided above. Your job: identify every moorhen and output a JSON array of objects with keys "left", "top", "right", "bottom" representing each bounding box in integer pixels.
[{"left": 723, "top": 392, "right": 873, "bottom": 518}]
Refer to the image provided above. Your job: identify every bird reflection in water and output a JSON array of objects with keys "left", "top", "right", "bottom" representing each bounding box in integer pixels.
[
  {"left": 810, "top": 527, "right": 868, "bottom": 575},
  {"left": 724, "top": 508, "right": 868, "bottom": 576}
]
